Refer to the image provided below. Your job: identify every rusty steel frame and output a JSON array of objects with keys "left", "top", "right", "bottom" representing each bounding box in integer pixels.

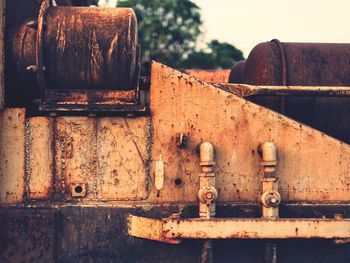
[
  {"left": 128, "top": 215, "right": 350, "bottom": 241},
  {"left": 217, "top": 83, "right": 350, "bottom": 97},
  {"left": 4, "top": 62, "right": 350, "bottom": 204}
]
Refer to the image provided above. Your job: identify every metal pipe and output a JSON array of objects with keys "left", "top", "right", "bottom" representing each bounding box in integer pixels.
[
  {"left": 259, "top": 142, "right": 279, "bottom": 263},
  {"left": 258, "top": 142, "right": 279, "bottom": 218},
  {"left": 198, "top": 142, "right": 217, "bottom": 218},
  {"left": 217, "top": 84, "right": 350, "bottom": 97},
  {"left": 198, "top": 142, "right": 216, "bottom": 263}
]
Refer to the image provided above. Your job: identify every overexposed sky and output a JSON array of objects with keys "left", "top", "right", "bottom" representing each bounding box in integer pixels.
[
  {"left": 193, "top": 0, "right": 350, "bottom": 57},
  {"left": 101, "top": 0, "right": 350, "bottom": 57}
]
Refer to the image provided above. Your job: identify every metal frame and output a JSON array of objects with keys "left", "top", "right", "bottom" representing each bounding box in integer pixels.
[
  {"left": 216, "top": 83, "right": 350, "bottom": 97},
  {"left": 129, "top": 216, "right": 350, "bottom": 242}
]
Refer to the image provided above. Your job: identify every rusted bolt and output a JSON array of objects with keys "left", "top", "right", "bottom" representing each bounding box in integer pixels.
[
  {"left": 334, "top": 214, "right": 344, "bottom": 220},
  {"left": 26, "top": 65, "right": 39, "bottom": 73},
  {"left": 198, "top": 186, "right": 218, "bottom": 204},
  {"left": 71, "top": 183, "right": 87, "bottom": 197},
  {"left": 170, "top": 213, "right": 181, "bottom": 220},
  {"left": 176, "top": 133, "right": 188, "bottom": 148},
  {"left": 26, "top": 20, "right": 38, "bottom": 29},
  {"left": 261, "top": 191, "right": 281, "bottom": 208},
  {"left": 205, "top": 191, "right": 214, "bottom": 200}
]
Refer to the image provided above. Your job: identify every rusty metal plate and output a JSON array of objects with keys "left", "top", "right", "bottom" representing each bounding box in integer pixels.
[
  {"left": 128, "top": 215, "right": 181, "bottom": 244},
  {"left": 128, "top": 215, "right": 350, "bottom": 240},
  {"left": 27, "top": 117, "right": 54, "bottom": 200},
  {"left": 0, "top": 108, "right": 25, "bottom": 204},
  {"left": 49, "top": 116, "right": 148, "bottom": 201},
  {"left": 185, "top": 70, "right": 230, "bottom": 83},
  {"left": 149, "top": 62, "right": 350, "bottom": 203},
  {"left": 162, "top": 218, "right": 350, "bottom": 239}
]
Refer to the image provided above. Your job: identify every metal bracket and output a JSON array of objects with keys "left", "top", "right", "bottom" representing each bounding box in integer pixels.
[{"left": 128, "top": 215, "right": 350, "bottom": 243}]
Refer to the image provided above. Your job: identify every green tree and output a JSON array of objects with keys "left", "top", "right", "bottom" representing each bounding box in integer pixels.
[
  {"left": 116, "top": 0, "right": 244, "bottom": 69},
  {"left": 183, "top": 40, "right": 244, "bottom": 69},
  {"left": 117, "top": 0, "right": 202, "bottom": 68}
]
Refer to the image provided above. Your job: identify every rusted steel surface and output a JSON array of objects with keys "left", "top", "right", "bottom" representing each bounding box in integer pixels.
[
  {"left": 43, "top": 89, "right": 137, "bottom": 104},
  {"left": 228, "top": 60, "right": 246, "bottom": 84},
  {"left": 27, "top": 117, "right": 54, "bottom": 200},
  {"left": 236, "top": 41, "right": 350, "bottom": 144},
  {"left": 3, "top": 206, "right": 350, "bottom": 262},
  {"left": 128, "top": 215, "right": 181, "bottom": 244},
  {"left": 10, "top": 7, "right": 138, "bottom": 95},
  {"left": 0, "top": 207, "right": 201, "bottom": 263},
  {"left": 52, "top": 116, "right": 148, "bottom": 201},
  {"left": 4, "top": 64, "right": 350, "bottom": 205},
  {"left": 0, "top": 112, "right": 149, "bottom": 203},
  {"left": 129, "top": 216, "right": 350, "bottom": 240},
  {"left": 35, "top": 116, "right": 148, "bottom": 201},
  {"left": 244, "top": 41, "right": 350, "bottom": 86},
  {"left": 0, "top": 1, "right": 4, "bottom": 109},
  {"left": 149, "top": 62, "right": 350, "bottom": 203},
  {"left": 162, "top": 218, "right": 350, "bottom": 239},
  {"left": 0, "top": 209, "right": 55, "bottom": 263},
  {"left": 217, "top": 84, "right": 350, "bottom": 97},
  {"left": 185, "top": 69, "right": 230, "bottom": 83},
  {"left": 0, "top": 108, "right": 25, "bottom": 204}
]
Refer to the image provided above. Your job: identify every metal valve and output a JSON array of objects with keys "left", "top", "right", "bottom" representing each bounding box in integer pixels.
[
  {"left": 198, "top": 186, "right": 218, "bottom": 204},
  {"left": 261, "top": 190, "right": 281, "bottom": 208}
]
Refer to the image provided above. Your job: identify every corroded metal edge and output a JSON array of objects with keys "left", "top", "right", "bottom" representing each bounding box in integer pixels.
[
  {"left": 128, "top": 215, "right": 350, "bottom": 242},
  {"left": 216, "top": 83, "right": 350, "bottom": 97},
  {"left": 0, "top": 0, "right": 4, "bottom": 109},
  {"left": 127, "top": 215, "right": 181, "bottom": 244}
]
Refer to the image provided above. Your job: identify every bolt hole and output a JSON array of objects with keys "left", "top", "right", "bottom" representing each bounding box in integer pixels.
[
  {"left": 175, "top": 178, "right": 182, "bottom": 186},
  {"left": 74, "top": 186, "right": 83, "bottom": 193}
]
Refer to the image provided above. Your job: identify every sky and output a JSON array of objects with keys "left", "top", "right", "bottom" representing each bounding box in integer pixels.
[{"left": 100, "top": 0, "right": 350, "bottom": 57}]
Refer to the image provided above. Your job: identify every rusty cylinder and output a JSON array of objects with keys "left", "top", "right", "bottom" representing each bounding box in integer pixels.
[
  {"left": 11, "top": 7, "right": 138, "bottom": 93},
  {"left": 242, "top": 40, "right": 350, "bottom": 86},
  {"left": 230, "top": 40, "right": 350, "bottom": 144},
  {"left": 228, "top": 60, "right": 246, "bottom": 83}
]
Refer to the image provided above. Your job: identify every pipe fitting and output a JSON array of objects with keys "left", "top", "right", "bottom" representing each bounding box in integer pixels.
[
  {"left": 199, "top": 142, "right": 215, "bottom": 172},
  {"left": 261, "top": 191, "right": 281, "bottom": 208},
  {"left": 198, "top": 186, "right": 218, "bottom": 204},
  {"left": 258, "top": 142, "right": 277, "bottom": 176}
]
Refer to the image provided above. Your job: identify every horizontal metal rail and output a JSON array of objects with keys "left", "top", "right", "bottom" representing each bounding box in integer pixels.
[
  {"left": 216, "top": 83, "right": 350, "bottom": 97},
  {"left": 128, "top": 215, "right": 350, "bottom": 243}
]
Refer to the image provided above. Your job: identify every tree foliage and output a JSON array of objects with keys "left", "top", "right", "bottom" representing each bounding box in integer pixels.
[
  {"left": 117, "top": 0, "right": 244, "bottom": 69},
  {"left": 183, "top": 40, "right": 244, "bottom": 69}
]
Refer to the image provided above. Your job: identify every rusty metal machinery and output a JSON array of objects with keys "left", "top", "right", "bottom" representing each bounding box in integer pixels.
[
  {"left": 4, "top": 2, "right": 350, "bottom": 263},
  {"left": 6, "top": 0, "right": 143, "bottom": 112},
  {"left": 11, "top": 5, "right": 138, "bottom": 92},
  {"left": 228, "top": 59, "right": 245, "bottom": 84},
  {"left": 228, "top": 40, "right": 350, "bottom": 145}
]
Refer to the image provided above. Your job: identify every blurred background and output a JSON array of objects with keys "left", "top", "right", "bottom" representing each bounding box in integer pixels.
[{"left": 97, "top": 0, "right": 350, "bottom": 70}]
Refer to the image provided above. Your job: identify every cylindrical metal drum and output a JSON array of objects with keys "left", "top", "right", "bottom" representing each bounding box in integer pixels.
[
  {"left": 11, "top": 7, "right": 138, "bottom": 92},
  {"left": 228, "top": 60, "right": 245, "bottom": 83},
  {"left": 240, "top": 40, "right": 350, "bottom": 144},
  {"left": 244, "top": 40, "right": 350, "bottom": 86}
]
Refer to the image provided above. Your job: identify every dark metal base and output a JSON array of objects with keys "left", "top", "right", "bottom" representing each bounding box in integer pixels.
[{"left": 2, "top": 205, "right": 350, "bottom": 262}]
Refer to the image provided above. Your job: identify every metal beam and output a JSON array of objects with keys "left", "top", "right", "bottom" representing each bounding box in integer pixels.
[
  {"left": 216, "top": 83, "right": 350, "bottom": 97},
  {"left": 128, "top": 215, "right": 350, "bottom": 242}
]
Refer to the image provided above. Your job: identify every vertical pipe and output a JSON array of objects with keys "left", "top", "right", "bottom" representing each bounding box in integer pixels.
[
  {"left": 259, "top": 142, "right": 279, "bottom": 263},
  {"left": 198, "top": 142, "right": 216, "bottom": 263}
]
